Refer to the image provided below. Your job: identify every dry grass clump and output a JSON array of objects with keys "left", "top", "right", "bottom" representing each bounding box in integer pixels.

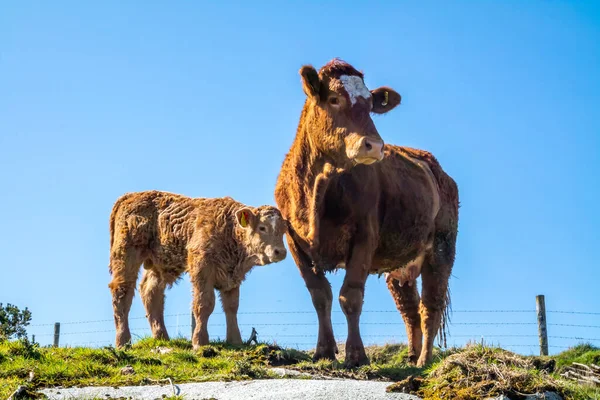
[{"left": 419, "top": 344, "right": 561, "bottom": 399}]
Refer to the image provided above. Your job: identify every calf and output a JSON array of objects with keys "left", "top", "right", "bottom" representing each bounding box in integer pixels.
[{"left": 108, "top": 190, "right": 287, "bottom": 349}]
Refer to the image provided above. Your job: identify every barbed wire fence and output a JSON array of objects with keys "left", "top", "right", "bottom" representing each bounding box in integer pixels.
[{"left": 25, "top": 295, "right": 600, "bottom": 356}]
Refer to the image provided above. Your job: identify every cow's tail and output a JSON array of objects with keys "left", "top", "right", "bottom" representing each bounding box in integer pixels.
[{"left": 438, "top": 286, "right": 452, "bottom": 349}]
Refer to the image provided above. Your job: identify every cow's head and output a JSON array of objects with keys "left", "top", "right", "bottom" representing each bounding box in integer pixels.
[
  {"left": 299, "top": 59, "right": 401, "bottom": 168},
  {"left": 236, "top": 205, "right": 287, "bottom": 265}
]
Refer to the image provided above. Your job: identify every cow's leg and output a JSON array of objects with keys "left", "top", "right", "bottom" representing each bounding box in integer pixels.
[
  {"left": 139, "top": 266, "right": 173, "bottom": 341},
  {"left": 109, "top": 247, "right": 142, "bottom": 348},
  {"left": 189, "top": 260, "right": 215, "bottom": 350},
  {"left": 386, "top": 276, "right": 422, "bottom": 364},
  {"left": 417, "top": 232, "right": 455, "bottom": 367},
  {"left": 286, "top": 235, "right": 337, "bottom": 361},
  {"left": 340, "top": 224, "right": 375, "bottom": 368},
  {"left": 339, "top": 266, "right": 370, "bottom": 367}
]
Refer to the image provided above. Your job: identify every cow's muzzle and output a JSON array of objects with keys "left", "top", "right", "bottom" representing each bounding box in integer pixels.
[{"left": 345, "top": 133, "right": 385, "bottom": 165}]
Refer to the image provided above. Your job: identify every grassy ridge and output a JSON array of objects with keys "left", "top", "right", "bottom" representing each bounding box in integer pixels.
[
  {"left": 1, "top": 338, "right": 598, "bottom": 399},
  {"left": 0, "top": 337, "right": 309, "bottom": 399}
]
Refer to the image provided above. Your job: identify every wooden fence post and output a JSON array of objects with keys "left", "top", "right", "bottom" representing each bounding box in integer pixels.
[
  {"left": 53, "top": 322, "right": 60, "bottom": 347},
  {"left": 191, "top": 313, "right": 196, "bottom": 339},
  {"left": 536, "top": 295, "right": 548, "bottom": 356}
]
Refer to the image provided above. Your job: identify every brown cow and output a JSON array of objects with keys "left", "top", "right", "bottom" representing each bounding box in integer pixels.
[
  {"left": 108, "top": 190, "right": 287, "bottom": 349},
  {"left": 275, "top": 59, "right": 459, "bottom": 367}
]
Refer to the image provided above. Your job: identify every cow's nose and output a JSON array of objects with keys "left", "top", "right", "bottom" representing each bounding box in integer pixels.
[{"left": 359, "top": 137, "right": 384, "bottom": 161}]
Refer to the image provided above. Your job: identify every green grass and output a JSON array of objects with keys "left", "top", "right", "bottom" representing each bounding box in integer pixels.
[
  {"left": 1, "top": 338, "right": 598, "bottom": 400},
  {"left": 0, "top": 337, "right": 308, "bottom": 399},
  {"left": 554, "top": 342, "right": 600, "bottom": 370}
]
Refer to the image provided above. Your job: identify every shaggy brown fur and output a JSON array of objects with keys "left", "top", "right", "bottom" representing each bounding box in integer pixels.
[
  {"left": 275, "top": 59, "right": 458, "bottom": 367},
  {"left": 108, "top": 190, "right": 287, "bottom": 349}
]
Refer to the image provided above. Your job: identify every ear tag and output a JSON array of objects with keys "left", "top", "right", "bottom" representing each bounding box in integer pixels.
[
  {"left": 240, "top": 211, "right": 248, "bottom": 227},
  {"left": 382, "top": 91, "right": 389, "bottom": 106}
]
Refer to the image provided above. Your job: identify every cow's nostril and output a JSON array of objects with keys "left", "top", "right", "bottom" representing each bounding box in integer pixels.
[
  {"left": 365, "top": 140, "right": 372, "bottom": 151},
  {"left": 274, "top": 249, "right": 280, "bottom": 256}
]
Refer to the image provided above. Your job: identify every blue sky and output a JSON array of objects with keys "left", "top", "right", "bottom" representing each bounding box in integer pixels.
[{"left": 1, "top": 1, "right": 599, "bottom": 354}]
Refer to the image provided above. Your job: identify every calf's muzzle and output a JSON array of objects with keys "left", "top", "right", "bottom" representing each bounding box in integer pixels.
[{"left": 266, "top": 245, "right": 287, "bottom": 262}]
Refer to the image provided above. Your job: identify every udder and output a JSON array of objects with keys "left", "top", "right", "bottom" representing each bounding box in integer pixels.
[{"left": 385, "top": 252, "right": 426, "bottom": 287}]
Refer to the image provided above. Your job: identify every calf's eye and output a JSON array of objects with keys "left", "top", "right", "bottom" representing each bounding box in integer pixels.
[
  {"left": 329, "top": 97, "right": 339, "bottom": 105},
  {"left": 259, "top": 226, "right": 266, "bottom": 232}
]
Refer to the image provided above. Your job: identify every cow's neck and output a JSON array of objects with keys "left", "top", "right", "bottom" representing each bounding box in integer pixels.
[
  {"left": 288, "top": 130, "right": 332, "bottom": 198},
  {"left": 282, "top": 117, "right": 348, "bottom": 248}
]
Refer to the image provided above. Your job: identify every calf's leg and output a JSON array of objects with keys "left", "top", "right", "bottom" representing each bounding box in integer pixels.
[
  {"left": 109, "top": 247, "right": 142, "bottom": 348},
  {"left": 139, "top": 267, "right": 172, "bottom": 340},
  {"left": 386, "top": 276, "right": 422, "bottom": 364},
  {"left": 287, "top": 235, "right": 337, "bottom": 361},
  {"left": 189, "top": 262, "right": 215, "bottom": 349},
  {"left": 219, "top": 287, "right": 243, "bottom": 345}
]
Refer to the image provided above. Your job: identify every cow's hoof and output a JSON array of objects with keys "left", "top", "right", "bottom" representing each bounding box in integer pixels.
[
  {"left": 416, "top": 354, "right": 430, "bottom": 368},
  {"left": 313, "top": 346, "right": 337, "bottom": 362},
  {"left": 407, "top": 352, "right": 419, "bottom": 365},
  {"left": 344, "top": 348, "right": 369, "bottom": 368}
]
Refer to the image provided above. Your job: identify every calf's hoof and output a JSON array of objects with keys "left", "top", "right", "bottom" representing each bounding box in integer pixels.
[
  {"left": 344, "top": 347, "right": 370, "bottom": 368},
  {"left": 192, "top": 340, "right": 209, "bottom": 351},
  {"left": 115, "top": 332, "right": 131, "bottom": 348},
  {"left": 151, "top": 330, "right": 169, "bottom": 341},
  {"left": 226, "top": 338, "right": 243, "bottom": 346}
]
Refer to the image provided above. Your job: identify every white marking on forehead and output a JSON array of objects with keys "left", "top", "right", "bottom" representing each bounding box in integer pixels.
[
  {"left": 340, "top": 75, "right": 371, "bottom": 106},
  {"left": 266, "top": 214, "right": 279, "bottom": 230}
]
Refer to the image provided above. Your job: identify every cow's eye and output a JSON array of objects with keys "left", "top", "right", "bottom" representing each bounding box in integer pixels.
[
  {"left": 259, "top": 226, "right": 267, "bottom": 232},
  {"left": 329, "top": 97, "right": 339, "bottom": 105}
]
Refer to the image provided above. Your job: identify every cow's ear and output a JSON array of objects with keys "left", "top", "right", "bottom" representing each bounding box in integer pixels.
[
  {"left": 235, "top": 208, "right": 256, "bottom": 229},
  {"left": 300, "top": 65, "right": 321, "bottom": 101},
  {"left": 371, "top": 87, "right": 401, "bottom": 114}
]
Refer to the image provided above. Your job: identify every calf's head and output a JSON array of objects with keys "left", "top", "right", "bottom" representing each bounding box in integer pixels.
[
  {"left": 299, "top": 59, "right": 401, "bottom": 168},
  {"left": 235, "top": 206, "right": 287, "bottom": 265}
]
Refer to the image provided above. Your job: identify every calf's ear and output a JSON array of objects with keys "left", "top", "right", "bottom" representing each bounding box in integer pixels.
[
  {"left": 300, "top": 65, "right": 321, "bottom": 102},
  {"left": 371, "top": 87, "right": 401, "bottom": 114},
  {"left": 236, "top": 208, "right": 256, "bottom": 229}
]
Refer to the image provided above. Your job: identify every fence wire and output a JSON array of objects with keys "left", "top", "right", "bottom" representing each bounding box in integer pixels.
[{"left": 27, "top": 308, "right": 600, "bottom": 355}]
